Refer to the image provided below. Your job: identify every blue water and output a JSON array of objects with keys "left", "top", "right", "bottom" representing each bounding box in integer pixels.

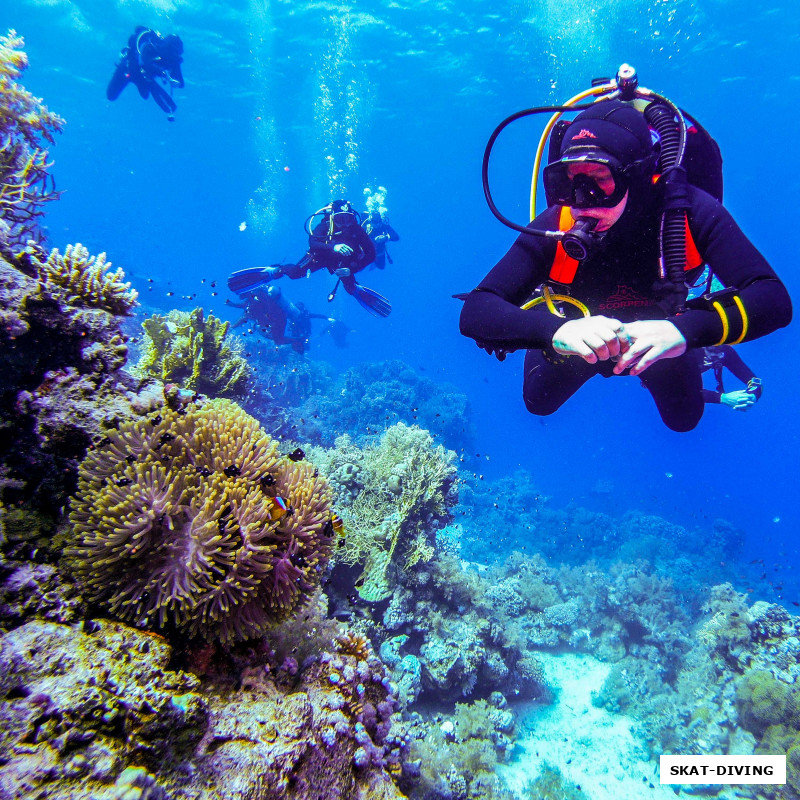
[{"left": 9, "top": 0, "right": 799, "bottom": 594}]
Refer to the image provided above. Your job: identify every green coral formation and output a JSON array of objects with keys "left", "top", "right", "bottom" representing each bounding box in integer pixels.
[
  {"left": 135, "top": 307, "right": 249, "bottom": 398},
  {"left": 31, "top": 242, "right": 137, "bottom": 315},
  {"left": 0, "top": 30, "right": 64, "bottom": 247},
  {"left": 737, "top": 669, "right": 800, "bottom": 736},
  {"left": 309, "top": 422, "right": 457, "bottom": 601},
  {"left": 523, "top": 763, "right": 584, "bottom": 800},
  {"left": 409, "top": 698, "right": 513, "bottom": 799},
  {"left": 737, "top": 669, "right": 800, "bottom": 793},
  {"left": 67, "top": 398, "right": 334, "bottom": 643}
]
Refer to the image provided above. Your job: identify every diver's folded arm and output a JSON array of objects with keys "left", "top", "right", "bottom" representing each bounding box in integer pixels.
[{"left": 459, "top": 288, "right": 564, "bottom": 352}]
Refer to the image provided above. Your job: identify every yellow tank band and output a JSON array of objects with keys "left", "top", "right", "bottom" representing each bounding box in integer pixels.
[
  {"left": 521, "top": 292, "right": 591, "bottom": 318},
  {"left": 712, "top": 301, "right": 730, "bottom": 346},
  {"left": 730, "top": 295, "right": 749, "bottom": 344}
]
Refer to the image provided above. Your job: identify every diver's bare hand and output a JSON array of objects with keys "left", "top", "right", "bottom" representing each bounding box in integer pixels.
[
  {"left": 612, "top": 320, "right": 686, "bottom": 376},
  {"left": 552, "top": 315, "right": 626, "bottom": 363}
]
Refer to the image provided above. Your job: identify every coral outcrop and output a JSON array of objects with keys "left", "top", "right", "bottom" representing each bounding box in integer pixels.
[
  {"left": 67, "top": 398, "right": 334, "bottom": 643},
  {"left": 135, "top": 307, "right": 249, "bottom": 399},
  {"left": 0, "top": 245, "right": 154, "bottom": 515},
  {"left": 0, "top": 30, "right": 63, "bottom": 249},
  {"left": 310, "top": 422, "right": 458, "bottom": 602},
  {"left": 0, "top": 615, "right": 406, "bottom": 799},
  {"left": 33, "top": 243, "right": 137, "bottom": 315},
  {"left": 288, "top": 359, "right": 475, "bottom": 453}
]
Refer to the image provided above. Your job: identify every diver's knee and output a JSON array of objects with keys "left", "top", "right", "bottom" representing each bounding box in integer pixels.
[
  {"left": 661, "top": 408, "right": 703, "bottom": 433},
  {"left": 523, "top": 391, "right": 563, "bottom": 417}
]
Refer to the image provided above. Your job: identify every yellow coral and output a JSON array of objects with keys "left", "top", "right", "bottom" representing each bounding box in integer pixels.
[
  {"left": 335, "top": 631, "right": 373, "bottom": 662},
  {"left": 323, "top": 423, "right": 457, "bottom": 601},
  {"left": 67, "top": 399, "right": 334, "bottom": 643},
  {"left": 1, "top": 31, "right": 64, "bottom": 245},
  {"left": 135, "top": 308, "right": 249, "bottom": 398},
  {"left": 0, "top": 30, "right": 64, "bottom": 143},
  {"left": 33, "top": 243, "right": 137, "bottom": 315}
]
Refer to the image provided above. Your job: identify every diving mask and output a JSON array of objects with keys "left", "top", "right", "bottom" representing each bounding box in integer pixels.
[{"left": 543, "top": 152, "right": 630, "bottom": 209}]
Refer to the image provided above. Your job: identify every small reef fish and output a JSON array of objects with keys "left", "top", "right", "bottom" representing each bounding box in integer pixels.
[
  {"left": 286, "top": 448, "right": 305, "bottom": 462},
  {"left": 266, "top": 496, "right": 289, "bottom": 521},
  {"left": 239, "top": 221, "right": 247, "bottom": 231}
]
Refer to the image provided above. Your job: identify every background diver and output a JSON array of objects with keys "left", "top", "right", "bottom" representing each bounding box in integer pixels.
[
  {"left": 227, "top": 200, "right": 392, "bottom": 318},
  {"left": 226, "top": 285, "right": 347, "bottom": 353},
  {"left": 460, "top": 98, "right": 791, "bottom": 432},
  {"left": 107, "top": 27, "right": 184, "bottom": 119},
  {"left": 362, "top": 209, "right": 399, "bottom": 270},
  {"left": 698, "top": 345, "right": 762, "bottom": 411}
]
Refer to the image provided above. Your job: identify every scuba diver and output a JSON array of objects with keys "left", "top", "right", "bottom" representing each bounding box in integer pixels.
[
  {"left": 698, "top": 345, "right": 762, "bottom": 411},
  {"left": 227, "top": 199, "right": 392, "bottom": 317},
  {"left": 226, "top": 286, "right": 340, "bottom": 353},
  {"left": 459, "top": 65, "right": 791, "bottom": 432},
  {"left": 362, "top": 210, "right": 399, "bottom": 270},
  {"left": 107, "top": 27, "right": 184, "bottom": 119}
]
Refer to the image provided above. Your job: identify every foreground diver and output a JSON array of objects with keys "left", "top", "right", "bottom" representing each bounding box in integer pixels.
[
  {"left": 460, "top": 95, "right": 791, "bottom": 432},
  {"left": 226, "top": 286, "right": 340, "bottom": 353},
  {"left": 698, "top": 345, "right": 762, "bottom": 411},
  {"left": 362, "top": 210, "right": 399, "bottom": 270},
  {"left": 228, "top": 200, "right": 391, "bottom": 317},
  {"left": 107, "top": 27, "right": 184, "bottom": 119}
]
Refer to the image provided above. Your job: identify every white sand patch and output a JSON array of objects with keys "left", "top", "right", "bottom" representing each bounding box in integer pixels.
[{"left": 498, "top": 652, "right": 740, "bottom": 800}]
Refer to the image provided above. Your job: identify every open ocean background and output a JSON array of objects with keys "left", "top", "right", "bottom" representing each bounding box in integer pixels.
[{"left": 7, "top": 0, "right": 799, "bottom": 600}]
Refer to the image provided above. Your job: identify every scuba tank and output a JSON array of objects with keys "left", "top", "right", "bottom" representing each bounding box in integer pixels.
[{"left": 481, "top": 63, "right": 724, "bottom": 315}]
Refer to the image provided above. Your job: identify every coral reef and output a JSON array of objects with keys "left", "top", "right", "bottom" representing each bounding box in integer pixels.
[
  {"left": 0, "top": 30, "right": 63, "bottom": 249},
  {"left": 310, "top": 422, "right": 458, "bottom": 602},
  {"left": 300, "top": 359, "right": 475, "bottom": 452},
  {"left": 407, "top": 695, "right": 515, "bottom": 800},
  {"left": 0, "top": 246, "right": 155, "bottom": 515},
  {"left": 67, "top": 398, "right": 334, "bottom": 643},
  {"left": 0, "top": 615, "right": 406, "bottom": 799},
  {"left": 32, "top": 243, "right": 138, "bottom": 316},
  {"left": 135, "top": 307, "right": 249, "bottom": 399},
  {"left": 243, "top": 358, "right": 474, "bottom": 454}
]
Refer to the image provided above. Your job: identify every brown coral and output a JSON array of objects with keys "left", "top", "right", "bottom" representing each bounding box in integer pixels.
[
  {"left": 335, "top": 631, "right": 373, "bottom": 662},
  {"left": 67, "top": 399, "right": 334, "bottom": 643},
  {"left": 0, "top": 30, "right": 64, "bottom": 247}
]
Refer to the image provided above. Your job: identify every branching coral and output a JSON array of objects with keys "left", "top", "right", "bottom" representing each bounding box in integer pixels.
[
  {"left": 318, "top": 423, "right": 457, "bottom": 601},
  {"left": 0, "top": 30, "right": 64, "bottom": 248},
  {"left": 67, "top": 399, "right": 334, "bottom": 643},
  {"left": 31, "top": 243, "right": 138, "bottom": 315},
  {"left": 135, "top": 307, "right": 249, "bottom": 398}
]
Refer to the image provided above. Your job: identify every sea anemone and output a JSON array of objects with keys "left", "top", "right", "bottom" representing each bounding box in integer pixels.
[{"left": 67, "top": 399, "right": 334, "bottom": 643}]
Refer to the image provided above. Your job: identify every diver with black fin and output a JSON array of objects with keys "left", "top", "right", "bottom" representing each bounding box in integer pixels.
[
  {"left": 107, "top": 27, "right": 184, "bottom": 119},
  {"left": 459, "top": 64, "right": 791, "bottom": 432},
  {"left": 228, "top": 200, "right": 392, "bottom": 318},
  {"left": 226, "top": 285, "right": 339, "bottom": 354}
]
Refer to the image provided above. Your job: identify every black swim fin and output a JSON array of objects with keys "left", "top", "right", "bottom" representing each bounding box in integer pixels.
[
  {"left": 227, "top": 267, "right": 275, "bottom": 295},
  {"left": 350, "top": 282, "right": 392, "bottom": 318}
]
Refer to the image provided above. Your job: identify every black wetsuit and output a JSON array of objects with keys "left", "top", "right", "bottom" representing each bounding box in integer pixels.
[
  {"left": 107, "top": 28, "right": 184, "bottom": 116},
  {"left": 230, "top": 291, "right": 327, "bottom": 352},
  {"left": 698, "top": 345, "right": 761, "bottom": 404},
  {"left": 281, "top": 218, "right": 376, "bottom": 296},
  {"left": 362, "top": 217, "right": 399, "bottom": 270},
  {"left": 459, "top": 185, "right": 792, "bottom": 431}
]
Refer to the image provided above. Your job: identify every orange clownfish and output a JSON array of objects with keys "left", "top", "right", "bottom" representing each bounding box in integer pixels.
[{"left": 267, "top": 496, "right": 289, "bottom": 521}]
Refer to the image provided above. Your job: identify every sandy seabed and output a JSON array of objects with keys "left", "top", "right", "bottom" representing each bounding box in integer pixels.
[{"left": 499, "top": 652, "right": 746, "bottom": 800}]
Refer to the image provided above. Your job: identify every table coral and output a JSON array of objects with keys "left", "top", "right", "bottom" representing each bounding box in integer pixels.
[
  {"left": 135, "top": 307, "right": 249, "bottom": 398},
  {"left": 67, "top": 398, "right": 334, "bottom": 643}
]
